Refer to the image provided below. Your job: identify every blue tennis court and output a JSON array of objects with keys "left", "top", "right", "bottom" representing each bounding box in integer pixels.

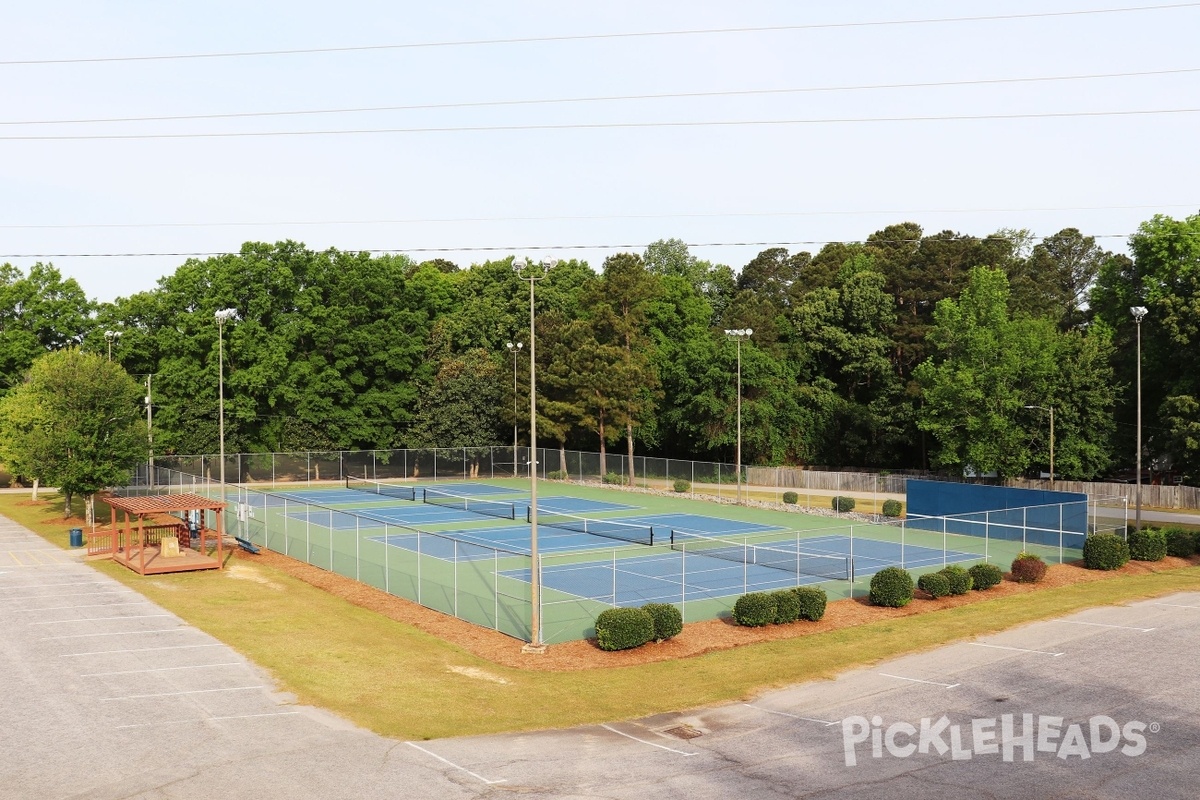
[
  {"left": 296, "top": 496, "right": 637, "bottom": 531},
  {"left": 366, "top": 521, "right": 651, "bottom": 556},
  {"left": 614, "top": 513, "right": 781, "bottom": 537},
  {"left": 502, "top": 533, "right": 981, "bottom": 607}
]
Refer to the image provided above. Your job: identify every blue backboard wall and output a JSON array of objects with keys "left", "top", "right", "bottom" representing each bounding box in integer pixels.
[{"left": 907, "top": 480, "right": 1089, "bottom": 538}]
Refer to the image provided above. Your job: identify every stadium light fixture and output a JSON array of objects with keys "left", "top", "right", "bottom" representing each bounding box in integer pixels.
[
  {"left": 724, "top": 328, "right": 753, "bottom": 503},
  {"left": 506, "top": 341, "right": 523, "bottom": 477},
  {"left": 1024, "top": 405, "right": 1054, "bottom": 488},
  {"left": 104, "top": 329, "right": 121, "bottom": 361},
  {"left": 513, "top": 256, "right": 557, "bottom": 652},
  {"left": 1131, "top": 306, "right": 1148, "bottom": 531},
  {"left": 215, "top": 308, "right": 238, "bottom": 505}
]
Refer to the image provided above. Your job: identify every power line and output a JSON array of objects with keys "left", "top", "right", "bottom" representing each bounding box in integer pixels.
[
  {"left": 3, "top": 107, "right": 1198, "bottom": 141},
  {"left": 4, "top": 4, "right": 1197, "bottom": 66},
  {"left": 0, "top": 233, "right": 1166, "bottom": 261},
  {"left": 6, "top": 67, "right": 1198, "bottom": 127},
  {"left": 3, "top": 204, "right": 1198, "bottom": 232}
]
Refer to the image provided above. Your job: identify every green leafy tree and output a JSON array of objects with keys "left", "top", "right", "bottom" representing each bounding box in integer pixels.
[
  {"left": 915, "top": 268, "right": 1057, "bottom": 477},
  {"left": 0, "top": 263, "right": 93, "bottom": 393},
  {"left": 0, "top": 350, "right": 147, "bottom": 520}
]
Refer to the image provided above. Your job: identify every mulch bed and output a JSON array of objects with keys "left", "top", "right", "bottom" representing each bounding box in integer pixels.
[{"left": 238, "top": 547, "right": 1200, "bottom": 672}]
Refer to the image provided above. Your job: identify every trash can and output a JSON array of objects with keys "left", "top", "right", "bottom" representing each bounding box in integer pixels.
[{"left": 69, "top": 528, "right": 84, "bottom": 548}]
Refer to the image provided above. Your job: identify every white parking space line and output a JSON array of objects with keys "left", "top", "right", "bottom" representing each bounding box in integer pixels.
[
  {"left": 968, "top": 642, "right": 1065, "bottom": 657},
  {"left": 31, "top": 614, "right": 172, "bottom": 625},
  {"left": 115, "top": 712, "right": 302, "bottom": 730},
  {"left": 405, "top": 742, "right": 509, "bottom": 784},
  {"left": 102, "top": 685, "right": 265, "bottom": 701},
  {"left": 43, "top": 627, "right": 185, "bottom": 640},
  {"left": 1050, "top": 619, "right": 1155, "bottom": 632},
  {"left": 62, "top": 643, "right": 225, "bottom": 657},
  {"left": 3, "top": 590, "right": 130, "bottom": 600},
  {"left": 0, "top": 581, "right": 109, "bottom": 590},
  {"left": 15, "top": 601, "right": 150, "bottom": 612},
  {"left": 599, "top": 724, "right": 699, "bottom": 756},
  {"left": 742, "top": 704, "right": 838, "bottom": 725},
  {"left": 1150, "top": 602, "right": 1200, "bottom": 610},
  {"left": 879, "top": 673, "right": 960, "bottom": 689},
  {"left": 83, "top": 662, "right": 243, "bottom": 677}
]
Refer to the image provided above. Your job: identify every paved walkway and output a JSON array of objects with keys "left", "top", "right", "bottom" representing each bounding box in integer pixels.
[{"left": 2, "top": 513, "right": 1198, "bottom": 799}]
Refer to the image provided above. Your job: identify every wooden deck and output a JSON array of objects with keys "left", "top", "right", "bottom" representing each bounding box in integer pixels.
[{"left": 114, "top": 544, "right": 221, "bottom": 575}]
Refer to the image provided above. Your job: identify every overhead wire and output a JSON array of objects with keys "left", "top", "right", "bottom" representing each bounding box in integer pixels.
[
  {"left": 3, "top": 231, "right": 1192, "bottom": 261},
  {"left": 3, "top": 4, "right": 1197, "bottom": 66},
  {"left": 3, "top": 107, "right": 1198, "bottom": 141},
  {"left": 4, "top": 67, "right": 1197, "bottom": 127},
  {"left": 2, "top": 204, "right": 1198, "bottom": 231}
]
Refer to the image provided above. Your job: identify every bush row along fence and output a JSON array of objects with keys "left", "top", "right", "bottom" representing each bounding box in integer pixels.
[{"left": 152, "top": 447, "right": 1197, "bottom": 509}]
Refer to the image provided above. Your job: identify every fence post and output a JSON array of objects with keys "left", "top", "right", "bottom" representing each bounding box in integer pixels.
[
  {"left": 385, "top": 523, "right": 389, "bottom": 594},
  {"left": 1023, "top": 507, "right": 1027, "bottom": 552},
  {"left": 985, "top": 511, "right": 989, "bottom": 563},
  {"left": 680, "top": 544, "right": 687, "bottom": 621},
  {"left": 943, "top": 516, "right": 947, "bottom": 567}
]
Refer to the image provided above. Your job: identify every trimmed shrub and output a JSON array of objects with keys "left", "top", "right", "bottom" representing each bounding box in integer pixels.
[
  {"left": 672, "top": 479, "right": 691, "bottom": 493},
  {"left": 882, "top": 499, "right": 903, "bottom": 517},
  {"left": 917, "top": 571, "right": 951, "bottom": 599},
  {"left": 832, "top": 495, "right": 856, "bottom": 513},
  {"left": 771, "top": 590, "right": 802, "bottom": 624},
  {"left": 1128, "top": 528, "right": 1167, "bottom": 562},
  {"left": 968, "top": 563, "right": 1004, "bottom": 590},
  {"left": 1083, "top": 533, "right": 1130, "bottom": 571},
  {"left": 1010, "top": 553, "right": 1048, "bottom": 583},
  {"left": 641, "top": 602, "right": 683, "bottom": 641},
  {"left": 869, "top": 566, "right": 914, "bottom": 608},
  {"left": 602, "top": 471, "right": 624, "bottom": 485},
  {"left": 792, "top": 586, "right": 827, "bottom": 621},
  {"left": 546, "top": 470, "right": 568, "bottom": 480},
  {"left": 1164, "top": 526, "right": 1197, "bottom": 558},
  {"left": 595, "top": 607, "right": 654, "bottom": 651},
  {"left": 732, "top": 592, "right": 777, "bottom": 627},
  {"left": 939, "top": 564, "right": 973, "bottom": 595},
  {"left": 782, "top": 491, "right": 799, "bottom": 505}
]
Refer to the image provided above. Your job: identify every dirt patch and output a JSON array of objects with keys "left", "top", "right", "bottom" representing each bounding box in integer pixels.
[
  {"left": 226, "top": 564, "right": 285, "bottom": 590},
  {"left": 242, "top": 548, "right": 1200, "bottom": 672}
]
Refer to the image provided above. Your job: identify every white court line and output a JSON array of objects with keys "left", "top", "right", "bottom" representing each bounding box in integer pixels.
[
  {"left": 879, "top": 673, "right": 960, "bottom": 689},
  {"left": 405, "top": 742, "right": 508, "bottom": 784},
  {"left": 115, "top": 712, "right": 301, "bottom": 730},
  {"left": 599, "top": 724, "right": 699, "bottom": 756},
  {"left": 0, "top": 581, "right": 108, "bottom": 590},
  {"left": 62, "top": 643, "right": 225, "bottom": 657},
  {"left": 102, "top": 685, "right": 264, "bottom": 701},
  {"left": 83, "top": 662, "right": 242, "bottom": 677},
  {"left": 31, "top": 614, "right": 172, "bottom": 626},
  {"left": 968, "top": 642, "right": 1065, "bottom": 657},
  {"left": 1150, "top": 602, "right": 1200, "bottom": 610},
  {"left": 14, "top": 601, "right": 149, "bottom": 612},
  {"left": 2, "top": 590, "right": 129, "bottom": 601},
  {"left": 43, "top": 627, "right": 184, "bottom": 640},
  {"left": 742, "top": 704, "right": 838, "bottom": 725},
  {"left": 1050, "top": 620, "right": 1155, "bottom": 632}
]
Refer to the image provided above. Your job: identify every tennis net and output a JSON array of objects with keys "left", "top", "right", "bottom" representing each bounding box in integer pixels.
[
  {"left": 345, "top": 477, "right": 417, "bottom": 502},
  {"left": 423, "top": 487, "right": 517, "bottom": 520},
  {"left": 670, "top": 531, "right": 852, "bottom": 581},
  {"left": 530, "top": 508, "right": 657, "bottom": 546}
]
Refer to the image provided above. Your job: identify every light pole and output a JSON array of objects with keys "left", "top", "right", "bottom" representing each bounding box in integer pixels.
[
  {"left": 215, "top": 309, "right": 238, "bottom": 504},
  {"left": 724, "top": 328, "right": 753, "bottom": 504},
  {"left": 104, "top": 330, "right": 121, "bottom": 360},
  {"left": 513, "top": 256, "right": 555, "bottom": 652},
  {"left": 1024, "top": 405, "right": 1055, "bottom": 488},
  {"left": 506, "top": 341, "right": 523, "bottom": 478},
  {"left": 1131, "top": 306, "right": 1148, "bottom": 532}
]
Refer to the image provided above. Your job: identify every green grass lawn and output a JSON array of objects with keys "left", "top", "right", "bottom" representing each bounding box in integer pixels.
[{"left": 5, "top": 490, "right": 1200, "bottom": 740}]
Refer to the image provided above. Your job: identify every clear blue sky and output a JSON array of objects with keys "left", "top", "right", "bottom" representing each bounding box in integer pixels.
[{"left": 3, "top": 1, "right": 1198, "bottom": 302}]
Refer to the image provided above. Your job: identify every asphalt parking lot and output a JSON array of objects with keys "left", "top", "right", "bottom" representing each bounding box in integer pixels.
[{"left": 2, "top": 514, "right": 1198, "bottom": 799}]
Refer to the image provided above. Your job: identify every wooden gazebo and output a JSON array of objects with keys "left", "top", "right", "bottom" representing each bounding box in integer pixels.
[{"left": 96, "top": 494, "right": 227, "bottom": 575}]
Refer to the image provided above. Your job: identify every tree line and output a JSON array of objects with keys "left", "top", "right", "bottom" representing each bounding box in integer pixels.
[{"left": 1, "top": 213, "right": 1198, "bottom": 483}]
